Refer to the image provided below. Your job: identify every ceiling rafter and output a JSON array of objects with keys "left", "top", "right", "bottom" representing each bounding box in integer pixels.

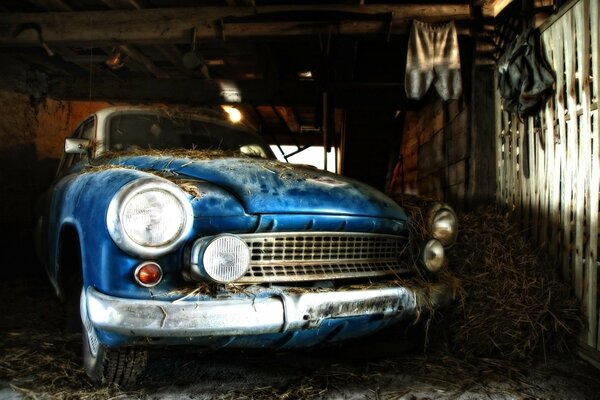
[
  {"left": 27, "top": 0, "right": 72, "bottom": 12},
  {"left": 1, "top": 5, "right": 472, "bottom": 47},
  {"left": 23, "top": 0, "right": 170, "bottom": 79},
  {"left": 101, "top": 0, "right": 210, "bottom": 79},
  {"left": 101, "top": 0, "right": 144, "bottom": 10},
  {"left": 274, "top": 106, "right": 301, "bottom": 133},
  {"left": 47, "top": 76, "right": 408, "bottom": 107},
  {"left": 117, "top": 44, "right": 169, "bottom": 79}
]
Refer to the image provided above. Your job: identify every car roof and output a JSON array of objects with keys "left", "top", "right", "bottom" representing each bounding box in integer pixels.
[{"left": 95, "top": 105, "right": 234, "bottom": 125}]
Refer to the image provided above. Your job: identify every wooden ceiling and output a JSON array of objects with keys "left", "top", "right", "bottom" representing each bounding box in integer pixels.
[{"left": 0, "top": 1, "right": 515, "bottom": 148}]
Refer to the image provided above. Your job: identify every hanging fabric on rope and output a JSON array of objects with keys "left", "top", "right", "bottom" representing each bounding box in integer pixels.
[
  {"left": 497, "top": 28, "right": 554, "bottom": 117},
  {"left": 405, "top": 20, "right": 463, "bottom": 101}
]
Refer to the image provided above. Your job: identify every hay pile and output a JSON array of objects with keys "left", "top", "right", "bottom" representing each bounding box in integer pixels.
[
  {"left": 95, "top": 148, "right": 244, "bottom": 161},
  {"left": 435, "top": 206, "right": 582, "bottom": 360},
  {"left": 392, "top": 194, "right": 440, "bottom": 241},
  {"left": 0, "top": 277, "right": 141, "bottom": 399},
  {"left": 0, "top": 332, "right": 140, "bottom": 400}
]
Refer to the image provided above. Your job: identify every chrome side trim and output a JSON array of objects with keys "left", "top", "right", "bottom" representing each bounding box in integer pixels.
[{"left": 85, "top": 283, "right": 452, "bottom": 338}]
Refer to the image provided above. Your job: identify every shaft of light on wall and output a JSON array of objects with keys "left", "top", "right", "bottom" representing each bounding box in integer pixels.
[{"left": 222, "top": 106, "right": 242, "bottom": 123}]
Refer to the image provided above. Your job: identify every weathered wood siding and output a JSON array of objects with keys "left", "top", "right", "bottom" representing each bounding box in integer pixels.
[
  {"left": 496, "top": 0, "right": 599, "bottom": 359},
  {"left": 389, "top": 98, "right": 471, "bottom": 210}
]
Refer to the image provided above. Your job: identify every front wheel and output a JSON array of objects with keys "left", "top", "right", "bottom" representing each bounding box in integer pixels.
[
  {"left": 81, "top": 291, "right": 147, "bottom": 386},
  {"left": 82, "top": 329, "right": 147, "bottom": 386}
]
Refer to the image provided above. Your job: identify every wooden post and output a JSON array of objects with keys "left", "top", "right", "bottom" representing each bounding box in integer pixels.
[
  {"left": 590, "top": 0, "right": 600, "bottom": 351},
  {"left": 322, "top": 91, "right": 328, "bottom": 171}
]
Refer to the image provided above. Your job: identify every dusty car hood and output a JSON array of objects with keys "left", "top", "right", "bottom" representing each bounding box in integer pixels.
[{"left": 105, "top": 155, "right": 407, "bottom": 220}]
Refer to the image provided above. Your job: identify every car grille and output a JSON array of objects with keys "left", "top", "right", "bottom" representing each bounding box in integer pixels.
[{"left": 237, "top": 232, "right": 409, "bottom": 283}]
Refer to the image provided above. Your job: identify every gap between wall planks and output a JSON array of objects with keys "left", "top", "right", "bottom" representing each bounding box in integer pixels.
[{"left": 496, "top": 0, "right": 599, "bottom": 351}]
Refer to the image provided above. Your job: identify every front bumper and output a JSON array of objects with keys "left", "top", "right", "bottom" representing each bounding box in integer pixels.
[
  {"left": 83, "top": 284, "right": 453, "bottom": 338},
  {"left": 85, "top": 283, "right": 453, "bottom": 338}
]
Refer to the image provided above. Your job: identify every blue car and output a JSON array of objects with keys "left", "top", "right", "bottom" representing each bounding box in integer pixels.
[{"left": 34, "top": 106, "right": 457, "bottom": 385}]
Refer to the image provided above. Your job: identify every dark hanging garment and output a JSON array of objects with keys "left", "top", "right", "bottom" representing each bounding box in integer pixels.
[{"left": 497, "top": 28, "right": 554, "bottom": 117}]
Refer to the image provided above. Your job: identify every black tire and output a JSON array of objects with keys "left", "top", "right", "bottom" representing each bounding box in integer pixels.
[
  {"left": 59, "top": 230, "right": 84, "bottom": 332},
  {"left": 83, "top": 332, "right": 147, "bottom": 386}
]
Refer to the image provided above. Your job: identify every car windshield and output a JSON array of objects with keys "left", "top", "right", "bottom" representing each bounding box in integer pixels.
[{"left": 107, "top": 112, "right": 274, "bottom": 159}]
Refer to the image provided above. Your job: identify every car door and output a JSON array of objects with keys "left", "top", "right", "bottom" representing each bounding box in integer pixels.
[{"left": 34, "top": 116, "right": 97, "bottom": 283}]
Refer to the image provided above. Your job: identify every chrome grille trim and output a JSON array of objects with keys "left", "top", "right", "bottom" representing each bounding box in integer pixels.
[{"left": 237, "top": 232, "right": 408, "bottom": 283}]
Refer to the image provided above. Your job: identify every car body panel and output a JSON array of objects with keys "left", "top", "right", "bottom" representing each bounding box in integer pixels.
[
  {"left": 35, "top": 106, "right": 451, "bottom": 355},
  {"left": 100, "top": 155, "right": 407, "bottom": 220}
]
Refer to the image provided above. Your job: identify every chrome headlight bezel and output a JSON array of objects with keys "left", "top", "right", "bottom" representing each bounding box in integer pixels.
[
  {"left": 421, "top": 238, "right": 446, "bottom": 273},
  {"left": 107, "top": 177, "right": 194, "bottom": 258},
  {"left": 429, "top": 203, "right": 458, "bottom": 247}
]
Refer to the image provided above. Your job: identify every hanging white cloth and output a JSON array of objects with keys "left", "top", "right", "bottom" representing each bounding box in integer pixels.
[{"left": 405, "top": 20, "right": 463, "bottom": 101}]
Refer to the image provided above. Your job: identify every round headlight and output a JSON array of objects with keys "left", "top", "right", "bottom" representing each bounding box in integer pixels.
[
  {"left": 430, "top": 204, "right": 458, "bottom": 246},
  {"left": 122, "top": 189, "right": 184, "bottom": 247},
  {"left": 190, "top": 235, "right": 250, "bottom": 283},
  {"left": 422, "top": 239, "right": 445, "bottom": 273},
  {"left": 107, "top": 177, "right": 194, "bottom": 258}
]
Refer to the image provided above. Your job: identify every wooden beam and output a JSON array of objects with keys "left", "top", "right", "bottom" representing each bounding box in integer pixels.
[
  {"left": 54, "top": 47, "right": 120, "bottom": 77},
  {"left": 101, "top": 0, "right": 143, "bottom": 9},
  {"left": 482, "top": 0, "right": 514, "bottom": 17},
  {"left": 48, "top": 77, "right": 317, "bottom": 106},
  {"left": 100, "top": 0, "right": 211, "bottom": 79},
  {"left": 46, "top": 76, "right": 408, "bottom": 107},
  {"left": 274, "top": 106, "right": 301, "bottom": 133},
  {"left": 0, "top": 5, "right": 472, "bottom": 46},
  {"left": 27, "top": 0, "right": 72, "bottom": 12},
  {"left": 118, "top": 44, "right": 170, "bottom": 79}
]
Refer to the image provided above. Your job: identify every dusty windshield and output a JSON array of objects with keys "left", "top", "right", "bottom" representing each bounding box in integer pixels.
[{"left": 107, "top": 112, "right": 274, "bottom": 159}]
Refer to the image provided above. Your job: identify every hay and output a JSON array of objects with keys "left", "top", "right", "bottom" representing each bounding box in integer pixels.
[
  {"left": 214, "top": 353, "right": 597, "bottom": 400},
  {"left": 389, "top": 198, "right": 580, "bottom": 360},
  {"left": 95, "top": 148, "right": 244, "bottom": 161},
  {"left": 392, "top": 193, "right": 441, "bottom": 241},
  {"left": 435, "top": 206, "right": 582, "bottom": 360},
  {"left": 0, "top": 331, "right": 143, "bottom": 400}
]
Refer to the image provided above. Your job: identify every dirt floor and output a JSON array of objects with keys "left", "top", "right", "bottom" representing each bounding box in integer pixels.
[{"left": 1, "top": 262, "right": 599, "bottom": 400}]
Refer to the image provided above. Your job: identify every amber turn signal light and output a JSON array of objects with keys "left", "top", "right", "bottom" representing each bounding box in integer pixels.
[{"left": 134, "top": 262, "right": 163, "bottom": 287}]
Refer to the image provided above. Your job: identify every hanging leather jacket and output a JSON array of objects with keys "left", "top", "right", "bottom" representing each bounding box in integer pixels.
[{"left": 498, "top": 28, "right": 554, "bottom": 117}]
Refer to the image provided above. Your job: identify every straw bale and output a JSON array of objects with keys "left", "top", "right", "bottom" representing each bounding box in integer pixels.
[{"left": 432, "top": 206, "right": 582, "bottom": 360}]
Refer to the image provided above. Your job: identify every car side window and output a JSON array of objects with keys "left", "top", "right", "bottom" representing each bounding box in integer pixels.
[{"left": 56, "top": 116, "right": 96, "bottom": 177}]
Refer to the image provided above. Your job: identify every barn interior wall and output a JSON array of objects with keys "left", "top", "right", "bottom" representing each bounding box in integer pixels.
[
  {"left": 0, "top": 89, "right": 109, "bottom": 271},
  {"left": 386, "top": 56, "right": 496, "bottom": 211},
  {"left": 496, "top": 0, "right": 599, "bottom": 364},
  {"left": 387, "top": 97, "right": 470, "bottom": 210}
]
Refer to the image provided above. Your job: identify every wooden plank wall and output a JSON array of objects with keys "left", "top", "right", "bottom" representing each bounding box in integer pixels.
[
  {"left": 496, "top": 0, "right": 600, "bottom": 357},
  {"left": 389, "top": 98, "right": 471, "bottom": 210}
]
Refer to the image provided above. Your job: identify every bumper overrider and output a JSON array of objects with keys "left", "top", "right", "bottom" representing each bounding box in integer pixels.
[{"left": 84, "top": 283, "right": 453, "bottom": 338}]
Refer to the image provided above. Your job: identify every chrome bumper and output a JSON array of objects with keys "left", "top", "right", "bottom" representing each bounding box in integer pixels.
[{"left": 85, "top": 284, "right": 452, "bottom": 337}]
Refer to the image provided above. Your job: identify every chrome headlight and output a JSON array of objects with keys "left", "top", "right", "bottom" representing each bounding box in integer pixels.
[
  {"left": 189, "top": 234, "right": 250, "bottom": 283},
  {"left": 429, "top": 203, "right": 458, "bottom": 247},
  {"left": 107, "top": 177, "right": 194, "bottom": 258},
  {"left": 421, "top": 239, "right": 445, "bottom": 273}
]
